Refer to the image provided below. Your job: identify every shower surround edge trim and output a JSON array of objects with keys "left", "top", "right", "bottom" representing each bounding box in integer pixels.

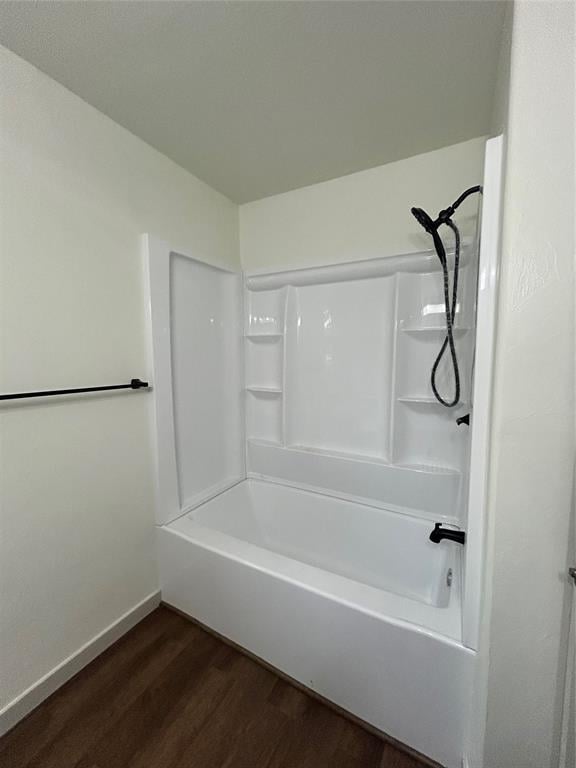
[
  {"left": 143, "top": 234, "right": 181, "bottom": 526},
  {"left": 245, "top": 239, "right": 474, "bottom": 290},
  {"left": 462, "top": 135, "right": 504, "bottom": 652}
]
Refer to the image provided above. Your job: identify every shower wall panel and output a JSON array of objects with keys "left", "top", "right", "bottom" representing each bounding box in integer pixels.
[
  {"left": 147, "top": 237, "right": 245, "bottom": 525},
  {"left": 285, "top": 278, "right": 395, "bottom": 459},
  {"left": 170, "top": 254, "right": 244, "bottom": 510},
  {"left": 244, "top": 247, "right": 478, "bottom": 522}
]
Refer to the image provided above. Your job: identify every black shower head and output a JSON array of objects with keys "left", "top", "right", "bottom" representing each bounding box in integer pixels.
[
  {"left": 410, "top": 206, "right": 436, "bottom": 234},
  {"left": 412, "top": 185, "right": 483, "bottom": 236}
]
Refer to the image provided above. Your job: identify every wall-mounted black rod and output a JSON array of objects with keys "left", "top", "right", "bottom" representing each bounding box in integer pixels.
[{"left": 0, "top": 378, "right": 149, "bottom": 402}]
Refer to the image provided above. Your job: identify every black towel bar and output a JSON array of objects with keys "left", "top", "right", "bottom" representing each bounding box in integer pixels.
[{"left": 0, "top": 378, "right": 149, "bottom": 401}]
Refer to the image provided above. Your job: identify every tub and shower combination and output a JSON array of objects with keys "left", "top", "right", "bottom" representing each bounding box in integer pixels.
[{"left": 147, "top": 139, "right": 502, "bottom": 768}]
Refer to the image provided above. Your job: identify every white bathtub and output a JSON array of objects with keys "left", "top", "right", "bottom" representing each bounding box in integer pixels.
[{"left": 158, "top": 479, "right": 473, "bottom": 768}]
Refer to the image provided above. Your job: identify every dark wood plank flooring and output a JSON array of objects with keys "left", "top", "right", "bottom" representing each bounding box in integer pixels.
[{"left": 0, "top": 606, "right": 429, "bottom": 768}]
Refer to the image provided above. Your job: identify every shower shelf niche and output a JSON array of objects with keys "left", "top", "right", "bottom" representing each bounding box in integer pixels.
[
  {"left": 400, "top": 325, "right": 471, "bottom": 336},
  {"left": 397, "top": 396, "right": 470, "bottom": 406},
  {"left": 245, "top": 320, "right": 283, "bottom": 395},
  {"left": 395, "top": 462, "right": 461, "bottom": 475},
  {"left": 245, "top": 333, "right": 284, "bottom": 340},
  {"left": 245, "top": 288, "right": 286, "bottom": 447},
  {"left": 246, "top": 394, "right": 282, "bottom": 444}
]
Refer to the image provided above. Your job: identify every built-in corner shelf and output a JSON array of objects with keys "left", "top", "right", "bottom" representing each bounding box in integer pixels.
[
  {"left": 245, "top": 333, "right": 283, "bottom": 341},
  {"left": 395, "top": 462, "right": 460, "bottom": 476},
  {"left": 397, "top": 395, "right": 469, "bottom": 407},
  {"left": 400, "top": 324, "right": 470, "bottom": 337},
  {"left": 246, "top": 386, "right": 283, "bottom": 395}
]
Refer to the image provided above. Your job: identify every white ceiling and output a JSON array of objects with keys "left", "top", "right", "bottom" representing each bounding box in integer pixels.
[{"left": 0, "top": 1, "right": 506, "bottom": 203}]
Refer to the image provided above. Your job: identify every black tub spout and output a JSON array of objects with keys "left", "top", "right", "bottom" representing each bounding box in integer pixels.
[{"left": 429, "top": 523, "right": 466, "bottom": 545}]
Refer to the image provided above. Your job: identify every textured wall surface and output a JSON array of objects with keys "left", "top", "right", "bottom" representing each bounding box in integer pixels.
[{"left": 481, "top": 2, "right": 575, "bottom": 767}]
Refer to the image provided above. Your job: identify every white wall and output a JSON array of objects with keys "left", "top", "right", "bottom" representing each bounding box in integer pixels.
[
  {"left": 489, "top": 0, "right": 513, "bottom": 139},
  {"left": 0, "top": 46, "right": 238, "bottom": 712},
  {"left": 240, "top": 137, "right": 486, "bottom": 272},
  {"left": 479, "top": 3, "right": 575, "bottom": 767}
]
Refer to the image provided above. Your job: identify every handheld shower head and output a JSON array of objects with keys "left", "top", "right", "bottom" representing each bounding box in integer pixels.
[
  {"left": 411, "top": 185, "right": 482, "bottom": 238},
  {"left": 410, "top": 207, "right": 436, "bottom": 234},
  {"left": 410, "top": 184, "right": 482, "bottom": 408}
]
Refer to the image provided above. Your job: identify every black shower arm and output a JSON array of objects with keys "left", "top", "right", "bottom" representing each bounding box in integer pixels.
[
  {"left": 435, "top": 185, "right": 483, "bottom": 230},
  {"left": 415, "top": 184, "right": 481, "bottom": 267}
]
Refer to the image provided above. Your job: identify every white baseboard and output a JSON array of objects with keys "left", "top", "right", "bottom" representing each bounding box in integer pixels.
[{"left": 0, "top": 590, "right": 161, "bottom": 737}]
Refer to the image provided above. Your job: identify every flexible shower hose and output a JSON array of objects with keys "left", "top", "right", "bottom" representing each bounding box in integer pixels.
[
  {"left": 411, "top": 185, "right": 482, "bottom": 408},
  {"left": 430, "top": 219, "right": 461, "bottom": 407}
]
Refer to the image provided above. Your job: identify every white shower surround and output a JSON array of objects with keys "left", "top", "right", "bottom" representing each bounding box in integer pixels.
[
  {"left": 148, "top": 242, "right": 474, "bottom": 767},
  {"left": 146, "top": 136, "right": 502, "bottom": 768},
  {"left": 243, "top": 248, "right": 476, "bottom": 524}
]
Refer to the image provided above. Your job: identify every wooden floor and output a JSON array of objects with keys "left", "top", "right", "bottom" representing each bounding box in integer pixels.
[{"left": 0, "top": 606, "right": 429, "bottom": 768}]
